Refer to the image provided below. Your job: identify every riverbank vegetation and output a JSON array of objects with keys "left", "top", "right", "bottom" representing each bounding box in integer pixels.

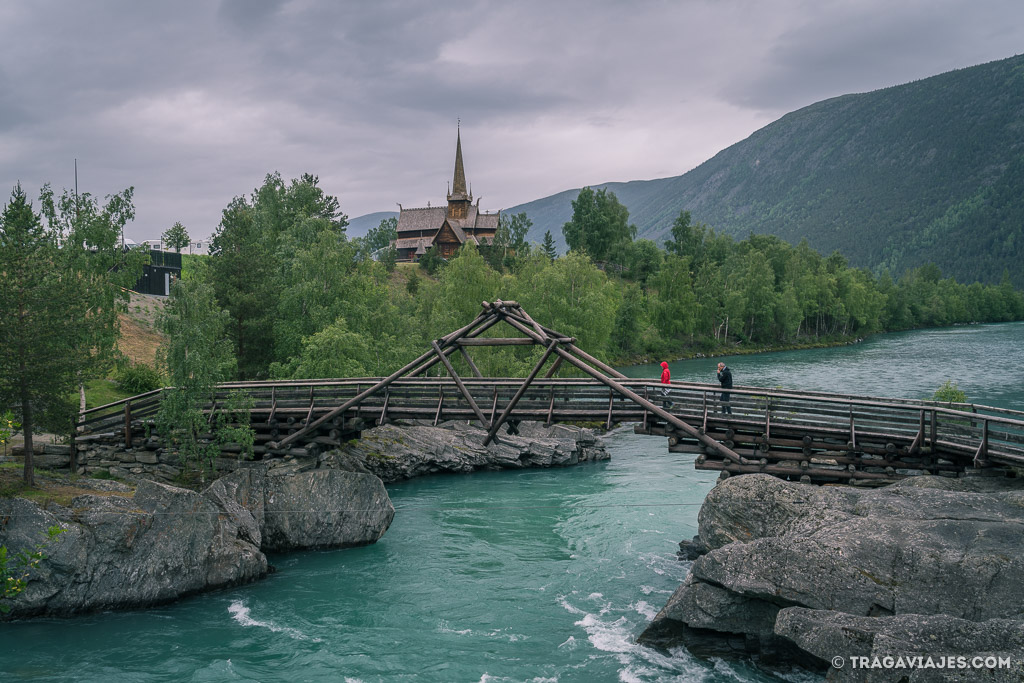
[
  {"left": 201, "top": 174, "right": 1024, "bottom": 380},
  {"left": 4, "top": 174, "right": 1023, "bottom": 485}
]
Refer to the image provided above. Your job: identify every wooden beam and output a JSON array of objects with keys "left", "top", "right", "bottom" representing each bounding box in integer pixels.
[
  {"left": 483, "top": 341, "right": 559, "bottom": 446},
  {"left": 457, "top": 346, "right": 484, "bottom": 378},
  {"left": 908, "top": 410, "right": 924, "bottom": 455},
  {"left": 379, "top": 388, "right": 390, "bottom": 425},
  {"left": 433, "top": 387, "right": 444, "bottom": 426},
  {"left": 272, "top": 344, "right": 445, "bottom": 449},
  {"left": 455, "top": 337, "right": 536, "bottom": 346},
  {"left": 431, "top": 340, "right": 490, "bottom": 427},
  {"left": 849, "top": 405, "right": 856, "bottom": 449},
  {"left": 490, "top": 386, "right": 499, "bottom": 425},
  {"left": 409, "top": 314, "right": 501, "bottom": 377},
  {"left": 500, "top": 313, "right": 743, "bottom": 463},
  {"left": 124, "top": 402, "right": 132, "bottom": 448},
  {"left": 501, "top": 306, "right": 627, "bottom": 380},
  {"left": 974, "top": 419, "right": 989, "bottom": 466},
  {"left": 543, "top": 355, "right": 564, "bottom": 379}
]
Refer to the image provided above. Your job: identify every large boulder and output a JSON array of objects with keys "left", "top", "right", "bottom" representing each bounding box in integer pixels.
[
  {"left": 0, "top": 472, "right": 268, "bottom": 618},
  {"left": 0, "top": 464, "right": 395, "bottom": 619},
  {"left": 640, "top": 474, "right": 1024, "bottom": 671},
  {"left": 262, "top": 469, "right": 394, "bottom": 551}
]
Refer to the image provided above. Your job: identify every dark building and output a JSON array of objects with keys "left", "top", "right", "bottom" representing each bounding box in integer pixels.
[
  {"left": 133, "top": 250, "right": 181, "bottom": 296},
  {"left": 394, "top": 129, "right": 500, "bottom": 261}
]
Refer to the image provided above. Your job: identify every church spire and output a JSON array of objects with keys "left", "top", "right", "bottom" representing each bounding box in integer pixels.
[{"left": 449, "top": 122, "right": 470, "bottom": 201}]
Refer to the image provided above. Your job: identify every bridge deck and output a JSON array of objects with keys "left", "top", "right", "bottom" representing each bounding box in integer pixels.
[{"left": 78, "top": 378, "right": 1024, "bottom": 486}]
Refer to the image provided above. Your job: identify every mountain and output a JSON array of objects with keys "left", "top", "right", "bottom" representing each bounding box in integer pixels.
[
  {"left": 505, "top": 54, "right": 1024, "bottom": 286},
  {"left": 346, "top": 211, "right": 397, "bottom": 239}
]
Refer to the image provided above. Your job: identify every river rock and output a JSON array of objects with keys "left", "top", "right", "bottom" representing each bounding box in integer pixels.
[
  {"left": 262, "top": 469, "right": 394, "bottom": 551},
  {"left": 639, "top": 473, "right": 1024, "bottom": 671},
  {"left": 0, "top": 475, "right": 268, "bottom": 618},
  {"left": 0, "top": 465, "right": 394, "bottom": 619},
  {"left": 322, "top": 420, "right": 607, "bottom": 483},
  {"left": 775, "top": 608, "right": 1024, "bottom": 682}
]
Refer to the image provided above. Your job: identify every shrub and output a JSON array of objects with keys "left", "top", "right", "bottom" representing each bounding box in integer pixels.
[
  {"left": 932, "top": 380, "right": 968, "bottom": 404},
  {"left": 115, "top": 362, "right": 164, "bottom": 394}
]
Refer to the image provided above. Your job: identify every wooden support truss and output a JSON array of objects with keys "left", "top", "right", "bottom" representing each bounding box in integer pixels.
[{"left": 269, "top": 300, "right": 743, "bottom": 463}]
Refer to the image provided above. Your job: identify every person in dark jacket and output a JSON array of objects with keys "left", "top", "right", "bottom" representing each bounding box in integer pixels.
[{"left": 716, "top": 362, "right": 733, "bottom": 414}]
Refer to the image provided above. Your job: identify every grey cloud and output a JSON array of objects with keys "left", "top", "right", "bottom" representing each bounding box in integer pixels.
[
  {"left": 2, "top": 1, "right": 1023, "bottom": 241},
  {"left": 720, "top": 0, "right": 1024, "bottom": 111}
]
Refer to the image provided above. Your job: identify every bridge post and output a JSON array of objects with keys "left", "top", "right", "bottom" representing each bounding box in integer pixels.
[
  {"left": 974, "top": 419, "right": 989, "bottom": 467},
  {"left": 124, "top": 401, "right": 132, "bottom": 448}
]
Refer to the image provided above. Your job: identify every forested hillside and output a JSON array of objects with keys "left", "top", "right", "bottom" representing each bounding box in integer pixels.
[
  {"left": 190, "top": 174, "right": 1023, "bottom": 384},
  {"left": 506, "top": 53, "right": 1024, "bottom": 286}
]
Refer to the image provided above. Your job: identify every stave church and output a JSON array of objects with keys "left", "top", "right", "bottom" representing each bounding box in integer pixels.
[{"left": 394, "top": 129, "right": 500, "bottom": 261}]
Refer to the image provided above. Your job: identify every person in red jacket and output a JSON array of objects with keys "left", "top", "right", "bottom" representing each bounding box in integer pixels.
[{"left": 659, "top": 362, "right": 672, "bottom": 405}]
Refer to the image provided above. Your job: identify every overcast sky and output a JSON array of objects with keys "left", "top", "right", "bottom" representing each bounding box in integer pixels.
[{"left": 2, "top": 1, "right": 1022, "bottom": 242}]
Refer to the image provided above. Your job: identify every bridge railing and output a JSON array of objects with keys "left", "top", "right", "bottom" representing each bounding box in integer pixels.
[
  {"left": 654, "top": 383, "right": 1024, "bottom": 468},
  {"left": 78, "top": 378, "right": 1024, "bottom": 469}
]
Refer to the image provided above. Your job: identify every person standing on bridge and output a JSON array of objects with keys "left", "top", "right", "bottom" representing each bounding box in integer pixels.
[
  {"left": 716, "top": 362, "right": 733, "bottom": 414},
  {"left": 660, "top": 361, "right": 672, "bottom": 404}
]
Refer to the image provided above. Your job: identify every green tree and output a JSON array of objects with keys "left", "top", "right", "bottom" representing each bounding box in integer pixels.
[
  {"left": 209, "top": 196, "right": 275, "bottom": 379},
  {"left": 406, "top": 268, "right": 421, "bottom": 295},
  {"left": 0, "top": 184, "right": 144, "bottom": 485},
  {"left": 161, "top": 221, "right": 190, "bottom": 253},
  {"left": 515, "top": 251, "right": 619, "bottom": 360},
  {"left": 664, "top": 210, "right": 706, "bottom": 264},
  {"left": 283, "top": 317, "right": 372, "bottom": 379},
  {"left": 418, "top": 245, "right": 445, "bottom": 275},
  {"left": 363, "top": 216, "right": 398, "bottom": 253},
  {"left": 648, "top": 255, "right": 698, "bottom": 340},
  {"left": 362, "top": 216, "right": 398, "bottom": 270},
  {"left": 208, "top": 173, "right": 348, "bottom": 379},
  {"left": 156, "top": 266, "right": 248, "bottom": 481},
  {"left": 541, "top": 230, "right": 557, "bottom": 260},
  {"left": 611, "top": 283, "right": 647, "bottom": 356},
  {"left": 622, "top": 239, "right": 663, "bottom": 284},
  {"left": 562, "top": 187, "right": 636, "bottom": 263}
]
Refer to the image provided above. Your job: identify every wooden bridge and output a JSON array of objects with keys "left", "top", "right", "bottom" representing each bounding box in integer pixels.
[{"left": 78, "top": 301, "right": 1024, "bottom": 485}]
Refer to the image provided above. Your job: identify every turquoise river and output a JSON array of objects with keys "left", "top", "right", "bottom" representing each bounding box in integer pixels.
[{"left": 2, "top": 322, "right": 1022, "bottom": 682}]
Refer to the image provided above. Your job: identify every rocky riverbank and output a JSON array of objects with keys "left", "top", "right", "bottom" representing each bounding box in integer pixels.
[
  {"left": 324, "top": 420, "right": 607, "bottom": 483},
  {"left": 639, "top": 473, "right": 1024, "bottom": 681},
  {"left": 0, "top": 420, "right": 605, "bottom": 620}
]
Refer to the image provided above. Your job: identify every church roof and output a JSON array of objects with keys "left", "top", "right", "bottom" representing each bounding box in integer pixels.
[
  {"left": 396, "top": 204, "right": 500, "bottom": 243},
  {"left": 396, "top": 206, "right": 447, "bottom": 233}
]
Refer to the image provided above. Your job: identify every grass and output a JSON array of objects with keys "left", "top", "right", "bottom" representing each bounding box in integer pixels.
[
  {"left": 0, "top": 463, "right": 133, "bottom": 508},
  {"left": 83, "top": 379, "right": 135, "bottom": 410}
]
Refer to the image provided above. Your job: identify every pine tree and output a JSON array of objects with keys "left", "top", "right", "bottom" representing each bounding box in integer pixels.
[
  {"left": 0, "top": 184, "right": 143, "bottom": 485},
  {"left": 541, "top": 230, "right": 557, "bottom": 260}
]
